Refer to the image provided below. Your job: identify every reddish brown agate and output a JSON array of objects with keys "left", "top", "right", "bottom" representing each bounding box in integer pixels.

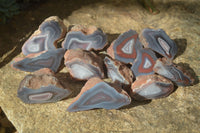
[
  {"left": 131, "top": 48, "right": 157, "bottom": 77},
  {"left": 107, "top": 30, "right": 143, "bottom": 64}
]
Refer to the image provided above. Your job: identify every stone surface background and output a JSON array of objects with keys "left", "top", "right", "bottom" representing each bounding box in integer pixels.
[{"left": 0, "top": 0, "right": 200, "bottom": 132}]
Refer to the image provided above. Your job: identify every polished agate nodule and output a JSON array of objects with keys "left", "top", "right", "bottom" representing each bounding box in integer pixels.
[
  {"left": 131, "top": 48, "right": 157, "bottom": 77},
  {"left": 107, "top": 30, "right": 143, "bottom": 64},
  {"left": 62, "top": 25, "right": 107, "bottom": 51},
  {"left": 22, "top": 16, "right": 67, "bottom": 56},
  {"left": 153, "top": 58, "right": 194, "bottom": 86},
  {"left": 131, "top": 74, "right": 174, "bottom": 101},
  {"left": 64, "top": 49, "right": 104, "bottom": 80},
  {"left": 18, "top": 69, "right": 71, "bottom": 104},
  {"left": 140, "top": 28, "right": 178, "bottom": 60},
  {"left": 104, "top": 56, "right": 134, "bottom": 85},
  {"left": 67, "top": 77, "right": 131, "bottom": 112},
  {"left": 11, "top": 48, "right": 65, "bottom": 72}
]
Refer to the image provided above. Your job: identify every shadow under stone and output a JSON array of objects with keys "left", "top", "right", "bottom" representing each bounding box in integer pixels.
[
  {"left": 173, "top": 38, "right": 187, "bottom": 59},
  {"left": 55, "top": 72, "right": 86, "bottom": 99},
  {"left": 120, "top": 99, "right": 152, "bottom": 110},
  {"left": 177, "top": 62, "right": 199, "bottom": 85}
]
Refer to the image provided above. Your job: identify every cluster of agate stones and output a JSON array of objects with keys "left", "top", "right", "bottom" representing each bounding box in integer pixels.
[{"left": 11, "top": 16, "right": 194, "bottom": 112}]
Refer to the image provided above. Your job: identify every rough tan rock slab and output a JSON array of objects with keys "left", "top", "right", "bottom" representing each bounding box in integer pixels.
[{"left": 0, "top": 0, "right": 200, "bottom": 132}]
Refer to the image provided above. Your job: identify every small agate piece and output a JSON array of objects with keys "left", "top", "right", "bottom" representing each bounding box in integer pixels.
[
  {"left": 107, "top": 30, "right": 143, "bottom": 64},
  {"left": 62, "top": 25, "right": 107, "bottom": 51},
  {"left": 104, "top": 56, "right": 134, "bottom": 85},
  {"left": 67, "top": 77, "right": 131, "bottom": 112},
  {"left": 131, "top": 48, "right": 157, "bottom": 77},
  {"left": 18, "top": 68, "right": 71, "bottom": 104},
  {"left": 22, "top": 16, "right": 67, "bottom": 55},
  {"left": 64, "top": 49, "right": 104, "bottom": 80},
  {"left": 153, "top": 58, "right": 194, "bottom": 86},
  {"left": 139, "top": 28, "right": 177, "bottom": 60},
  {"left": 130, "top": 74, "right": 174, "bottom": 101},
  {"left": 11, "top": 48, "right": 65, "bottom": 72}
]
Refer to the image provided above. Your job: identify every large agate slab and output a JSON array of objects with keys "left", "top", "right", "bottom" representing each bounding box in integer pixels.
[
  {"left": 104, "top": 56, "right": 134, "bottom": 85},
  {"left": 64, "top": 49, "right": 104, "bottom": 80},
  {"left": 153, "top": 58, "right": 194, "bottom": 86},
  {"left": 22, "top": 16, "right": 67, "bottom": 56},
  {"left": 11, "top": 48, "right": 65, "bottom": 72},
  {"left": 18, "top": 69, "right": 71, "bottom": 104},
  {"left": 131, "top": 74, "right": 174, "bottom": 101},
  {"left": 62, "top": 25, "right": 107, "bottom": 51},
  {"left": 67, "top": 77, "right": 131, "bottom": 112},
  {"left": 140, "top": 28, "right": 177, "bottom": 60},
  {"left": 107, "top": 30, "right": 143, "bottom": 64},
  {"left": 131, "top": 48, "right": 157, "bottom": 77}
]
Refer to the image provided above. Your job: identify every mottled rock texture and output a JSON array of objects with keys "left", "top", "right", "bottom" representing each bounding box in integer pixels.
[{"left": 0, "top": 0, "right": 200, "bottom": 132}]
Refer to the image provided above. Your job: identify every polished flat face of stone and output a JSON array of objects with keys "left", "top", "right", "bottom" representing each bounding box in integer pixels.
[
  {"left": 140, "top": 28, "right": 178, "bottom": 60},
  {"left": 18, "top": 85, "right": 71, "bottom": 104},
  {"left": 22, "top": 16, "right": 66, "bottom": 56},
  {"left": 131, "top": 48, "right": 157, "bottom": 77},
  {"left": 131, "top": 74, "right": 174, "bottom": 100},
  {"left": 62, "top": 29, "right": 107, "bottom": 51},
  {"left": 17, "top": 74, "right": 71, "bottom": 104},
  {"left": 65, "top": 61, "right": 102, "bottom": 80},
  {"left": 104, "top": 56, "right": 133, "bottom": 85},
  {"left": 11, "top": 48, "right": 65, "bottom": 72},
  {"left": 107, "top": 29, "right": 143, "bottom": 64},
  {"left": 64, "top": 49, "right": 104, "bottom": 80},
  {"left": 153, "top": 58, "right": 194, "bottom": 86},
  {"left": 67, "top": 78, "right": 131, "bottom": 112}
]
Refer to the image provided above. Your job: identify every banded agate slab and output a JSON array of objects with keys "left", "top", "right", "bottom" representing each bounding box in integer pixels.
[
  {"left": 22, "top": 16, "right": 67, "bottom": 55},
  {"left": 107, "top": 30, "right": 143, "bottom": 64},
  {"left": 140, "top": 28, "right": 178, "bottom": 60},
  {"left": 18, "top": 73, "right": 71, "bottom": 104},
  {"left": 67, "top": 77, "right": 131, "bottom": 112},
  {"left": 11, "top": 48, "right": 65, "bottom": 72},
  {"left": 153, "top": 58, "right": 194, "bottom": 86},
  {"left": 62, "top": 25, "right": 107, "bottom": 51}
]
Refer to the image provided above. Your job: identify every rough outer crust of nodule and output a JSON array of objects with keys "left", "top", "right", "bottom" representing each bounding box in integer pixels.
[
  {"left": 107, "top": 29, "right": 143, "bottom": 64},
  {"left": 67, "top": 77, "right": 131, "bottom": 112},
  {"left": 131, "top": 48, "right": 157, "bottom": 77},
  {"left": 104, "top": 56, "right": 134, "bottom": 85},
  {"left": 62, "top": 25, "right": 107, "bottom": 51},
  {"left": 64, "top": 49, "right": 104, "bottom": 80},
  {"left": 139, "top": 28, "right": 178, "bottom": 60},
  {"left": 131, "top": 74, "right": 174, "bottom": 101},
  {"left": 153, "top": 58, "right": 194, "bottom": 86},
  {"left": 22, "top": 16, "right": 67, "bottom": 56},
  {"left": 18, "top": 73, "right": 71, "bottom": 104},
  {"left": 11, "top": 48, "right": 65, "bottom": 73}
]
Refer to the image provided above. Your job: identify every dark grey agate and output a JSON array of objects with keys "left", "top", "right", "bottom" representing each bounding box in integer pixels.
[
  {"left": 131, "top": 48, "right": 157, "bottom": 77},
  {"left": 113, "top": 30, "right": 143, "bottom": 64},
  {"left": 67, "top": 82, "right": 131, "bottom": 112},
  {"left": 12, "top": 48, "right": 65, "bottom": 72},
  {"left": 18, "top": 85, "right": 71, "bottom": 104},
  {"left": 62, "top": 30, "right": 107, "bottom": 51},
  {"left": 22, "top": 20, "right": 62, "bottom": 56},
  {"left": 140, "top": 28, "right": 177, "bottom": 60},
  {"left": 153, "top": 59, "right": 194, "bottom": 86}
]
